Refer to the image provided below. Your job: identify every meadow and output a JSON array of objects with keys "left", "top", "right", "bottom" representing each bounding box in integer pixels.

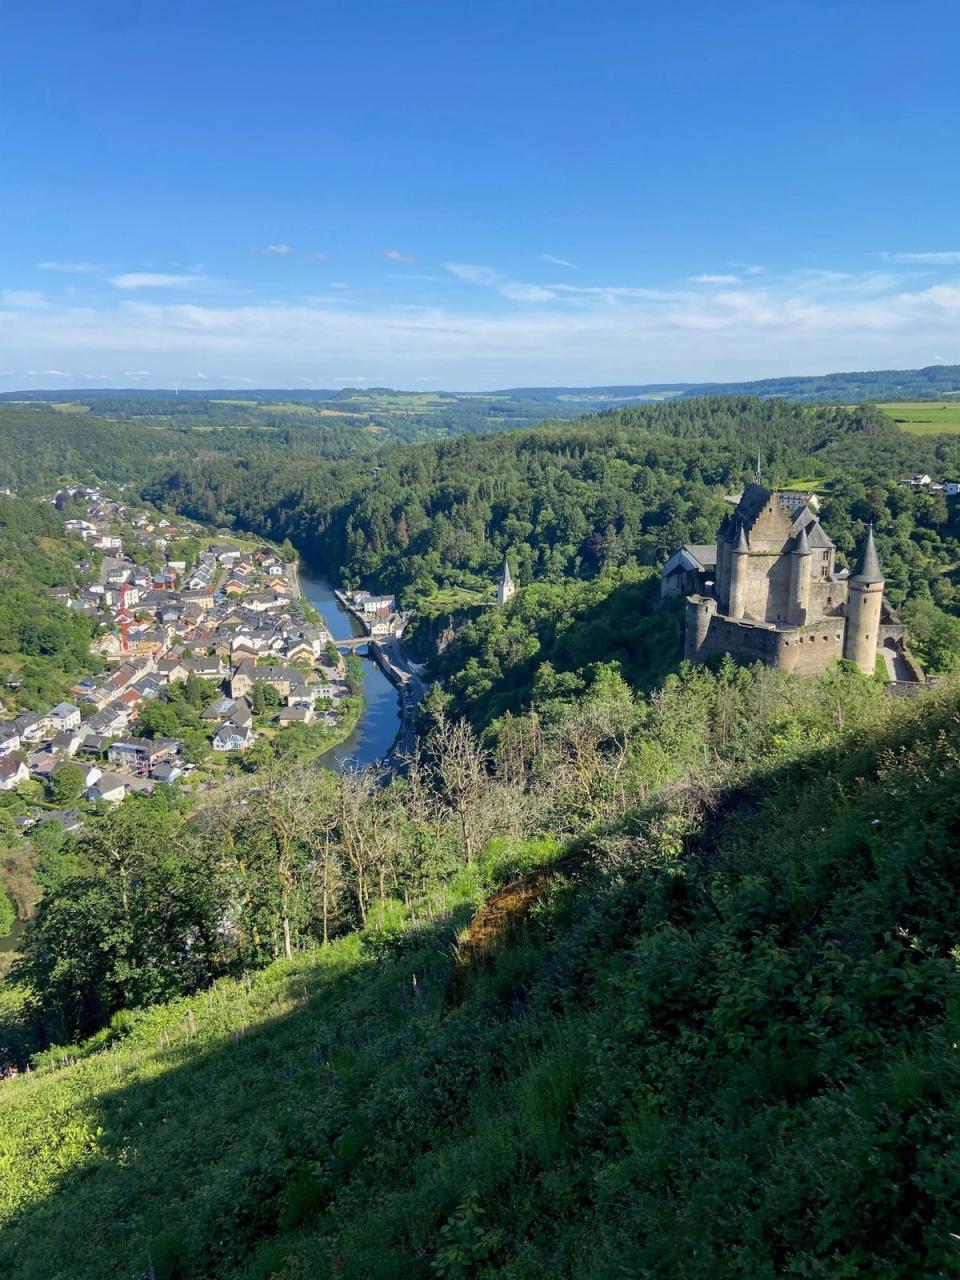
[{"left": 879, "top": 399, "right": 960, "bottom": 434}]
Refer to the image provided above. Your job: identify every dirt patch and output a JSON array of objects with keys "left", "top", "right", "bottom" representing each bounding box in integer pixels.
[{"left": 445, "top": 850, "right": 587, "bottom": 1008}]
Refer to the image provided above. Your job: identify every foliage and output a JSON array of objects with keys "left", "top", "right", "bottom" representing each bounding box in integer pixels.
[
  {"left": 0, "top": 496, "right": 101, "bottom": 708},
  {"left": 0, "top": 682, "right": 958, "bottom": 1278}
]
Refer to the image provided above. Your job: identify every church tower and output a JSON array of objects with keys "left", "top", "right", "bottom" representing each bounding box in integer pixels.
[
  {"left": 843, "top": 526, "right": 884, "bottom": 674},
  {"left": 497, "top": 557, "right": 516, "bottom": 606}
]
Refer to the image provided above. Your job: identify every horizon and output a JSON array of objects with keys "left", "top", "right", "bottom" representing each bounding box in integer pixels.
[
  {"left": 2, "top": 359, "right": 960, "bottom": 400},
  {"left": 3, "top": 0, "right": 960, "bottom": 388}
]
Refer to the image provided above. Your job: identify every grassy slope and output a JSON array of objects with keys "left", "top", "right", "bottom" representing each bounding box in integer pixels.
[{"left": 1, "top": 690, "right": 960, "bottom": 1279}]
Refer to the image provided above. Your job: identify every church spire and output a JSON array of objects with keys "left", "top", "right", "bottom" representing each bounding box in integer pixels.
[{"left": 497, "top": 556, "right": 516, "bottom": 605}]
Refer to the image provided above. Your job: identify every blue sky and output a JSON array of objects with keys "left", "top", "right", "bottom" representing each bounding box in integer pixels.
[{"left": 2, "top": 0, "right": 960, "bottom": 390}]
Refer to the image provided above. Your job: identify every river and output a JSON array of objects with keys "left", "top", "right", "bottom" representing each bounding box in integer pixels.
[{"left": 297, "top": 567, "right": 403, "bottom": 771}]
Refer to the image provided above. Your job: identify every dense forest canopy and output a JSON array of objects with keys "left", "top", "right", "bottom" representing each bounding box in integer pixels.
[
  {"left": 0, "top": 496, "right": 101, "bottom": 706},
  {"left": 145, "top": 397, "right": 960, "bottom": 612}
]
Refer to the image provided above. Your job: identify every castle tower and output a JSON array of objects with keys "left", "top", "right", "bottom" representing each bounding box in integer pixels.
[
  {"left": 788, "top": 523, "right": 812, "bottom": 625},
  {"left": 684, "top": 595, "right": 717, "bottom": 661},
  {"left": 497, "top": 557, "right": 516, "bottom": 606},
  {"left": 728, "top": 524, "right": 749, "bottom": 619},
  {"left": 843, "top": 526, "right": 884, "bottom": 674}
]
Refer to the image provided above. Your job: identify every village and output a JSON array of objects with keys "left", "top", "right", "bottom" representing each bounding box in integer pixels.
[{"left": 0, "top": 484, "right": 357, "bottom": 832}]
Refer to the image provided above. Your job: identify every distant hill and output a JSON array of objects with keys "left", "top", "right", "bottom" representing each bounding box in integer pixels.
[
  {"left": 496, "top": 364, "right": 960, "bottom": 404},
  {"left": 5, "top": 364, "right": 960, "bottom": 409}
]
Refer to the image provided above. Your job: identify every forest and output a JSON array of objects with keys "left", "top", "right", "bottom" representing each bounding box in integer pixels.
[
  {"left": 144, "top": 399, "right": 960, "bottom": 603},
  {"left": 0, "top": 496, "right": 102, "bottom": 707}
]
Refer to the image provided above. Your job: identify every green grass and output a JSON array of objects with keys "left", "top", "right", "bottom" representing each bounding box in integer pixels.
[{"left": 879, "top": 400, "right": 960, "bottom": 434}]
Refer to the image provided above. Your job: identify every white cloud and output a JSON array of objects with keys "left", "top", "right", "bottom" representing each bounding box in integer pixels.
[
  {"left": 446, "top": 262, "right": 560, "bottom": 302},
  {"left": 445, "top": 262, "right": 501, "bottom": 286},
  {"left": 256, "top": 244, "right": 292, "bottom": 255},
  {"left": 108, "top": 273, "right": 205, "bottom": 289},
  {"left": 328, "top": 282, "right": 350, "bottom": 289},
  {"left": 2, "top": 290, "right": 48, "bottom": 309},
  {"left": 881, "top": 251, "right": 960, "bottom": 265},
  {"left": 195, "top": 371, "right": 208, "bottom": 379},
  {"left": 691, "top": 274, "right": 741, "bottom": 285},
  {"left": 2, "top": 269, "right": 959, "bottom": 389},
  {"left": 498, "top": 281, "right": 558, "bottom": 302},
  {"left": 540, "top": 253, "right": 577, "bottom": 270},
  {"left": 728, "top": 262, "right": 766, "bottom": 276},
  {"left": 305, "top": 250, "right": 327, "bottom": 260},
  {"left": 384, "top": 249, "right": 416, "bottom": 263},
  {"left": 37, "top": 260, "right": 101, "bottom": 274}
]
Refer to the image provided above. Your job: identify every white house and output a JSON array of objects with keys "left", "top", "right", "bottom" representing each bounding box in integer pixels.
[
  {"left": 86, "top": 772, "right": 128, "bottom": 805},
  {"left": 211, "top": 720, "right": 256, "bottom": 752},
  {"left": 48, "top": 702, "right": 81, "bottom": 733},
  {"left": 0, "top": 757, "right": 29, "bottom": 791}
]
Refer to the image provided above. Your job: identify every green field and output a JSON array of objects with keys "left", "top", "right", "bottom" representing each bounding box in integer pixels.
[{"left": 879, "top": 400, "right": 960, "bottom": 434}]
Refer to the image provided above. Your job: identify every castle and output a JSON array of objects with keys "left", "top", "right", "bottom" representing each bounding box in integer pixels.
[{"left": 664, "top": 485, "right": 921, "bottom": 680}]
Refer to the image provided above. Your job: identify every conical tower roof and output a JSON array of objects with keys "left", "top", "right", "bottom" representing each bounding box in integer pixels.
[
  {"left": 851, "top": 525, "right": 883, "bottom": 584},
  {"left": 501, "top": 557, "right": 513, "bottom": 587},
  {"left": 733, "top": 524, "right": 749, "bottom": 553},
  {"left": 793, "top": 524, "right": 811, "bottom": 555}
]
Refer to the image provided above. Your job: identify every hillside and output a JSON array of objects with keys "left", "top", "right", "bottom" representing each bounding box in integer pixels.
[{"left": 1, "top": 676, "right": 958, "bottom": 1279}]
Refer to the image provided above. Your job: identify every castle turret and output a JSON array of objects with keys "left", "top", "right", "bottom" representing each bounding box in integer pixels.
[
  {"left": 497, "top": 557, "right": 515, "bottom": 606},
  {"left": 843, "top": 526, "right": 884, "bottom": 674},
  {"left": 788, "top": 523, "right": 811, "bottom": 625},
  {"left": 685, "top": 594, "right": 717, "bottom": 661},
  {"left": 728, "top": 524, "right": 749, "bottom": 619}
]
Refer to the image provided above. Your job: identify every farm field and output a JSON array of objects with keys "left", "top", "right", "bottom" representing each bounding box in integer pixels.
[{"left": 878, "top": 400, "right": 960, "bottom": 434}]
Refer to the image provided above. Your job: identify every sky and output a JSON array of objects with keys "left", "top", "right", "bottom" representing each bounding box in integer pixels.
[{"left": 2, "top": 0, "right": 960, "bottom": 391}]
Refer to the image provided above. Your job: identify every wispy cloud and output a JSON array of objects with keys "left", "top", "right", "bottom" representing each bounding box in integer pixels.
[
  {"left": 881, "top": 250, "right": 960, "bottom": 265},
  {"left": 304, "top": 250, "right": 327, "bottom": 260},
  {"left": 446, "top": 262, "right": 558, "bottom": 301},
  {"left": 499, "top": 281, "right": 558, "bottom": 302},
  {"left": 37, "top": 260, "right": 101, "bottom": 274},
  {"left": 255, "top": 244, "right": 292, "bottom": 255},
  {"left": 2, "top": 290, "right": 48, "bottom": 309},
  {"left": 384, "top": 249, "right": 416, "bottom": 263},
  {"left": 445, "top": 263, "right": 500, "bottom": 286},
  {"left": 540, "top": 253, "right": 577, "bottom": 270},
  {"left": 691, "top": 274, "right": 741, "bottom": 285},
  {"left": 4, "top": 267, "right": 960, "bottom": 389},
  {"left": 728, "top": 262, "right": 766, "bottom": 276},
  {"left": 108, "top": 272, "right": 206, "bottom": 289}
]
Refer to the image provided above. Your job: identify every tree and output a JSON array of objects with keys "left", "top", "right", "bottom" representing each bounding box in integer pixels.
[
  {"left": 136, "top": 699, "right": 181, "bottom": 739},
  {"left": 428, "top": 713, "right": 491, "bottom": 864},
  {"left": 48, "top": 762, "right": 85, "bottom": 806}
]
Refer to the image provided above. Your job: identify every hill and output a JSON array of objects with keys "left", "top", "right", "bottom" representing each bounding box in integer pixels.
[
  {"left": 0, "top": 675, "right": 958, "bottom": 1278},
  {"left": 7, "top": 363, "right": 960, "bottom": 418}
]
